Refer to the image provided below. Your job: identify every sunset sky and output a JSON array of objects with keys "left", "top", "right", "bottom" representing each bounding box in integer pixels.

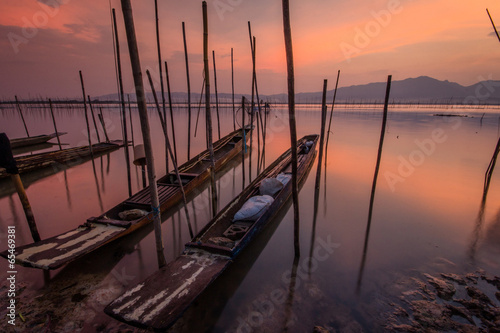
[{"left": 1, "top": 0, "right": 500, "bottom": 99}]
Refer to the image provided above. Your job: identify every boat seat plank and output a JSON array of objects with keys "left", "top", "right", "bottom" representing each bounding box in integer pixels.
[
  {"left": 105, "top": 251, "right": 231, "bottom": 331},
  {"left": 125, "top": 184, "right": 178, "bottom": 206},
  {"left": 0, "top": 224, "right": 125, "bottom": 270}
]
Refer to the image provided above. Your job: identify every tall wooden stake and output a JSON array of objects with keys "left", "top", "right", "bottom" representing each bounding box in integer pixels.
[
  {"left": 88, "top": 95, "right": 101, "bottom": 143},
  {"left": 112, "top": 8, "right": 132, "bottom": 197},
  {"left": 147, "top": 69, "right": 194, "bottom": 238},
  {"left": 165, "top": 61, "right": 179, "bottom": 164},
  {"left": 127, "top": 94, "right": 135, "bottom": 146},
  {"left": 15, "top": 96, "right": 30, "bottom": 137},
  {"left": 231, "top": 47, "right": 236, "bottom": 131},
  {"left": 98, "top": 108, "right": 110, "bottom": 142},
  {"left": 241, "top": 96, "right": 246, "bottom": 189},
  {"left": 182, "top": 22, "right": 192, "bottom": 160},
  {"left": 325, "top": 70, "right": 340, "bottom": 155},
  {"left": 120, "top": 0, "right": 166, "bottom": 268},
  {"left": 212, "top": 50, "right": 221, "bottom": 139},
  {"left": 48, "top": 99, "right": 62, "bottom": 150},
  {"left": 315, "top": 80, "right": 328, "bottom": 191},
  {"left": 282, "top": 0, "right": 300, "bottom": 258},
  {"left": 154, "top": 0, "right": 168, "bottom": 173},
  {"left": 203, "top": 1, "right": 218, "bottom": 217},
  {"left": 79, "top": 71, "right": 94, "bottom": 158},
  {"left": 357, "top": 75, "right": 392, "bottom": 293}
]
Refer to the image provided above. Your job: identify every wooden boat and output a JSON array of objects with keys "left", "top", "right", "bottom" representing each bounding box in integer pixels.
[
  {"left": 9, "top": 132, "right": 67, "bottom": 149},
  {"left": 0, "top": 127, "right": 250, "bottom": 270},
  {"left": 0, "top": 140, "right": 123, "bottom": 179},
  {"left": 104, "top": 134, "right": 319, "bottom": 331}
]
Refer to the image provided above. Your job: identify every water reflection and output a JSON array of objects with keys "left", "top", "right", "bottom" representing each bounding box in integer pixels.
[
  {"left": 468, "top": 136, "right": 500, "bottom": 262},
  {"left": 1, "top": 106, "right": 500, "bottom": 331}
]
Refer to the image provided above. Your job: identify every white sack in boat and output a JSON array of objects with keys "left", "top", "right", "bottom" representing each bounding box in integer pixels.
[
  {"left": 259, "top": 178, "right": 283, "bottom": 196},
  {"left": 233, "top": 195, "right": 274, "bottom": 222},
  {"left": 276, "top": 173, "right": 292, "bottom": 185}
]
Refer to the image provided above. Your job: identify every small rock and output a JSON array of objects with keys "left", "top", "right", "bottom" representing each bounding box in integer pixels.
[
  {"left": 465, "top": 273, "right": 478, "bottom": 284},
  {"left": 424, "top": 274, "right": 456, "bottom": 300},
  {"left": 313, "top": 325, "right": 331, "bottom": 333},
  {"left": 466, "top": 286, "right": 492, "bottom": 305},
  {"left": 445, "top": 304, "right": 474, "bottom": 325},
  {"left": 482, "top": 275, "right": 500, "bottom": 290},
  {"left": 440, "top": 273, "right": 466, "bottom": 285}
]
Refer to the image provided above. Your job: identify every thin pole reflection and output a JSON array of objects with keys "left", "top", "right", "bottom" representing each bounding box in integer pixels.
[{"left": 468, "top": 135, "right": 500, "bottom": 261}]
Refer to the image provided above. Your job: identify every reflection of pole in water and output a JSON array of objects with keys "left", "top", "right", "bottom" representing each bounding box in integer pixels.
[
  {"left": 356, "top": 75, "right": 392, "bottom": 295},
  {"left": 283, "top": 256, "right": 299, "bottom": 331},
  {"left": 91, "top": 158, "right": 104, "bottom": 212},
  {"left": 63, "top": 170, "right": 72, "bottom": 210},
  {"left": 191, "top": 200, "right": 198, "bottom": 234},
  {"left": 468, "top": 134, "right": 500, "bottom": 261},
  {"left": 100, "top": 156, "right": 106, "bottom": 193},
  {"left": 309, "top": 80, "right": 328, "bottom": 275}
]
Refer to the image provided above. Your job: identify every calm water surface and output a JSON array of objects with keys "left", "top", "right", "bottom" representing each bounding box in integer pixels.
[{"left": 0, "top": 105, "right": 499, "bottom": 332}]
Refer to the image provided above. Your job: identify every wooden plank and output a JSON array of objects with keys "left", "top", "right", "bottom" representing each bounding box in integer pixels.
[
  {"left": 105, "top": 251, "right": 231, "bottom": 331},
  {"left": 0, "top": 224, "right": 125, "bottom": 270}
]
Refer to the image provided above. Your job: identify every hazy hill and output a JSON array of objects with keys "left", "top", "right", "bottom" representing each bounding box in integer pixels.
[{"left": 96, "top": 76, "right": 500, "bottom": 105}]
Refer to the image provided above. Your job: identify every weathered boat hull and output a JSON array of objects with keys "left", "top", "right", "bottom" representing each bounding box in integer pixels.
[
  {"left": 0, "top": 140, "right": 123, "bottom": 178},
  {"left": 0, "top": 128, "right": 250, "bottom": 270},
  {"left": 104, "top": 134, "right": 319, "bottom": 331}
]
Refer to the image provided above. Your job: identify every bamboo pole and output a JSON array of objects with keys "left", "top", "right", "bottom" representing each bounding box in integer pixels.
[
  {"left": 315, "top": 80, "right": 328, "bottom": 191},
  {"left": 0, "top": 133, "right": 40, "bottom": 242},
  {"left": 282, "top": 0, "right": 300, "bottom": 258},
  {"left": 356, "top": 75, "right": 392, "bottom": 293},
  {"left": 325, "top": 70, "right": 340, "bottom": 154},
  {"left": 120, "top": 0, "right": 166, "bottom": 268},
  {"left": 98, "top": 108, "right": 110, "bottom": 142},
  {"left": 87, "top": 95, "right": 101, "bottom": 143},
  {"left": 487, "top": 8, "right": 500, "bottom": 42},
  {"left": 164, "top": 61, "right": 179, "bottom": 165},
  {"left": 182, "top": 22, "right": 192, "bottom": 160},
  {"left": 147, "top": 69, "right": 194, "bottom": 238},
  {"left": 194, "top": 79, "right": 205, "bottom": 138},
  {"left": 79, "top": 71, "right": 94, "bottom": 158},
  {"left": 112, "top": 8, "right": 132, "bottom": 197},
  {"left": 241, "top": 96, "right": 246, "bottom": 190},
  {"left": 212, "top": 50, "right": 221, "bottom": 140},
  {"left": 15, "top": 96, "right": 30, "bottom": 137},
  {"left": 48, "top": 99, "right": 62, "bottom": 150},
  {"left": 154, "top": 0, "right": 168, "bottom": 174},
  {"left": 203, "top": 1, "right": 218, "bottom": 217},
  {"left": 231, "top": 47, "right": 236, "bottom": 131},
  {"left": 127, "top": 94, "right": 135, "bottom": 146}
]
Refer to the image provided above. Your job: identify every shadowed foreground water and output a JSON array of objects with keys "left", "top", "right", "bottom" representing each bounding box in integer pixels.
[{"left": 0, "top": 105, "right": 499, "bottom": 332}]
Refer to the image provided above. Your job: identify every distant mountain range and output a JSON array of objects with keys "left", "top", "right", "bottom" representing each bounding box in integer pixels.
[{"left": 96, "top": 76, "right": 500, "bottom": 105}]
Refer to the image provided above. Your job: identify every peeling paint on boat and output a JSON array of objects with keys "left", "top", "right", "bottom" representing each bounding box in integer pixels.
[
  {"left": 56, "top": 229, "right": 82, "bottom": 240},
  {"left": 142, "top": 266, "right": 205, "bottom": 323},
  {"left": 57, "top": 225, "right": 123, "bottom": 250},
  {"left": 182, "top": 261, "right": 194, "bottom": 270},
  {"left": 33, "top": 226, "right": 123, "bottom": 268},
  {"left": 16, "top": 243, "right": 58, "bottom": 261}
]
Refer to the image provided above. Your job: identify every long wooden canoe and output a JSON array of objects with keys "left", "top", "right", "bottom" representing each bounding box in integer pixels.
[
  {"left": 104, "top": 134, "right": 319, "bottom": 331},
  {"left": 9, "top": 132, "right": 67, "bottom": 149},
  {"left": 0, "top": 140, "right": 123, "bottom": 179},
  {"left": 0, "top": 127, "right": 250, "bottom": 270}
]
